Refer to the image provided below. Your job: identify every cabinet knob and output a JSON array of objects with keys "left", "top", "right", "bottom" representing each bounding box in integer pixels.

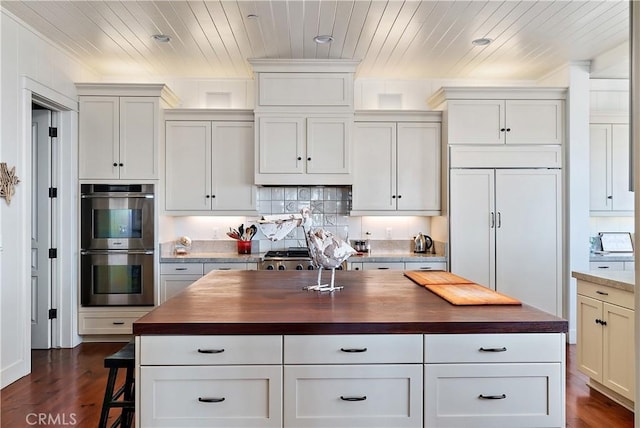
[
  {"left": 297, "top": 156, "right": 302, "bottom": 161},
  {"left": 397, "top": 195, "right": 402, "bottom": 199},
  {"left": 205, "top": 195, "right": 210, "bottom": 198},
  {"left": 113, "top": 162, "right": 118, "bottom": 167},
  {"left": 500, "top": 128, "right": 506, "bottom": 132},
  {"left": 607, "top": 195, "right": 613, "bottom": 199},
  {"left": 307, "top": 157, "right": 311, "bottom": 161},
  {"left": 119, "top": 163, "right": 124, "bottom": 167},
  {"left": 392, "top": 195, "right": 396, "bottom": 199},
  {"left": 506, "top": 128, "right": 511, "bottom": 132},
  {"left": 211, "top": 195, "right": 215, "bottom": 198}
]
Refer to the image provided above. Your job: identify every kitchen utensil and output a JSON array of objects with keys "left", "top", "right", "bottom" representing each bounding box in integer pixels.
[{"left": 414, "top": 233, "right": 433, "bottom": 253}]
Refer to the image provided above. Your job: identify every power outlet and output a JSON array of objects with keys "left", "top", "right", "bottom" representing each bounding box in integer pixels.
[
  {"left": 212, "top": 227, "right": 219, "bottom": 239},
  {"left": 385, "top": 227, "right": 392, "bottom": 239}
]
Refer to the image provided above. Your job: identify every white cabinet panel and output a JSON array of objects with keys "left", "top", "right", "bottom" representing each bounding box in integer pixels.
[
  {"left": 119, "top": 97, "right": 159, "bottom": 179},
  {"left": 447, "top": 100, "right": 505, "bottom": 145},
  {"left": 505, "top": 100, "right": 564, "bottom": 145},
  {"left": 424, "top": 363, "right": 563, "bottom": 428},
  {"left": 78, "top": 96, "right": 119, "bottom": 180},
  {"left": 403, "top": 261, "right": 447, "bottom": 271},
  {"left": 352, "top": 121, "right": 440, "bottom": 215},
  {"left": 284, "top": 365, "right": 423, "bottom": 428},
  {"left": 159, "top": 274, "right": 201, "bottom": 303},
  {"left": 165, "top": 120, "right": 256, "bottom": 214},
  {"left": 78, "top": 311, "right": 148, "bottom": 335},
  {"left": 258, "top": 117, "right": 304, "bottom": 174},
  {"left": 307, "top": 117, "right": 350, "bottom": 174},
  {"left": 140, "top": 365, "right": 282, "bottom": 427},
  {"left": 450, "top": 169, "right": 562, "bottom": 316}
]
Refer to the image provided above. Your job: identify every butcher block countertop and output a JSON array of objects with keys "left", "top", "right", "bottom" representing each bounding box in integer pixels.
[{"left": 133, "top": 270, "right": 567, "bottom": 336}]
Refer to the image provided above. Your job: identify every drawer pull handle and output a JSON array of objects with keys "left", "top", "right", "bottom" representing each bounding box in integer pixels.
[
  {"left": 340, "top": 347, "right": 368, "bottom": 353},
  {"left": 596, "top": 290, "right": 609, "bottom": 295},
  {"left": 198, "top": 397, "right": 225, "bottom": 403},
  {"left": 479, "top": 394, "right": 506, "bottom": 400},
  {"left": 340, "top": 395, "right": 367, "bottom": 401},
  {"left": 595, "top": 319, "right": 608, "bottom": 326},
  {"left": 197, "top": 348, "right": 225, "bottom": 354},
  {"left": 112, "top": 321, "right": 125, "bottom": 325},
  {"left": 175, "top": 267, "right": 188, "bottom": 271},
  {"left": 419, "top": 267, "right": 432, "bottom": 270},
  {"left": 479, "top": 347, "right": 507, "bottom": 352},
  {"left": 218, "top": 267, "right": 231, "bottom": 270},
  {"left": 377, "top": 267, "right": 390, "bottom": 270},
  {"left": 597, "top": 266, "right": 610, "bottom": 269}
]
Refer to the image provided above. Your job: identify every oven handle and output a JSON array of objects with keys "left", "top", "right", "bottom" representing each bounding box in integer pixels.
[
  {"left": 81, "top": 193, "right": 154, "bottom": 199},
  {"left": 81, "top": 250, "right": 154, "bottom": 255}
]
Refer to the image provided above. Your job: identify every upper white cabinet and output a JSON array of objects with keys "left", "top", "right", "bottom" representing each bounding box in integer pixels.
[
  {"left": 429, "top": 87, "right": 566, "bottom": 147},
  {"left": 351, "top": 111, "right": 441, "bottom": 215},
  {"left": 249, "top": 59, "right": 359, "bottom": 185},
  {"left": 165, "top": 110, "right": 257, "bottom": 215},
  {"left": 255, "top": 114, "right": 352, "bottom": 184},
  {"left": 589, "top": 123, "right": 633, "bottom": 214},
  {"left": 77, "top": 83, "right": 178, "bottom": 180}
]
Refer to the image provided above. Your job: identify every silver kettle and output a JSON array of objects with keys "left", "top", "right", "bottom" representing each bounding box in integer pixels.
[{"left": 414, "top": 233, "right": 433, "bottom": 253}]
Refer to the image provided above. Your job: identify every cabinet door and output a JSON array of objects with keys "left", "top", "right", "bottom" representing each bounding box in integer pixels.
[
  {"left": 211, "top": 122, "right": 256, "bottom": 211},
  {"left": 505, "top": 100, "right": 563, "bottom": 145},
  {"left": 257, "top": 116, "right": 304, "bottom": 174},
  {"left": 352, "top": 122, "right": 396, "bottom": 211},
  {"left": 589, "top": 124, "right": 612, "bottom": 211},
  {"left": 165, "top": 121, "right": 212, "bottom": 211},
  {"left": 449, "top": 169, "right": 496, "bottom": 289},
  {"left": 397, "top": 122, "right": 440, "bottom": 211},
  {"left": 78, "top": 96, "right": 119, "bottom": 179},
  {"left": 159, "top": 274, "right": 202, "bottom": 304},
  {"left": 495, "top": 169, "right": 561, "bottom": 316},
  {"left": 577, "top": 294, "right": 603, "bottom": 381},
  {"left": 447, "top": 100, "right": 505, "bottom": 145},
  {"left": 611, "top": 124, "right": 634, "bottom": 211},
  {"left": 602, "top": 302, "right": 635, "bottom": 400},
  {"left": 306, "top": 117, "right": 351, "bottom": 174},
  {"left": 119, "top": 97, "right": 159, "bottom": 179}
]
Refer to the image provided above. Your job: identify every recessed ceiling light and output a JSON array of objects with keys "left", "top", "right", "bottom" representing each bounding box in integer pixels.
[
  {"left": 313, "top": 35, "right": 334, "bottom": 44},
  {"left": 151, "top": 34, "right": 171, "bottom": 43},
  {"left": 472, "top": 38, "right": 492, "bottom": 46}
]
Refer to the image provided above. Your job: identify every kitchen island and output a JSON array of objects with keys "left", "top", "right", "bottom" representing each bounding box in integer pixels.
[{"left": 134, "top": 270, "right": 568, "bottom": 428}]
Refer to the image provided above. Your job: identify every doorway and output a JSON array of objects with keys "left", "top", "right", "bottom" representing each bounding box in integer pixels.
[{"left": 30, "top": 105, "right": 58, "bottom": 350}]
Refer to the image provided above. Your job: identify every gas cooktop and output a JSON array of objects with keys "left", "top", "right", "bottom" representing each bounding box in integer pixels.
[{"left": 263, "top": 247, "right": 310, "bottom": 259}]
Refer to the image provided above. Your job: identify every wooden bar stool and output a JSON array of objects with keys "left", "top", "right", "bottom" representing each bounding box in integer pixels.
[{"left": 99, "top": 340, "right": 135, "bottom": 428}]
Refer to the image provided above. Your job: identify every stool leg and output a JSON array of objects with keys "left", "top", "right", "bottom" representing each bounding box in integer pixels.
[
  {"left": 121, "top": 367, "right": 135, "bottom": 428},
  {"left": 99, "top": 368, "right": 118, "bottom": 428}
]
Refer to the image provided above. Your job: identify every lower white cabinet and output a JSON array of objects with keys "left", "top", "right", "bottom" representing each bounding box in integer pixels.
[
  {"left": 350, "top": 261, "right": 446, "bottom": 271},
  {"left": 284, "top": 365, "right": 423, "bottom": 428},
  {"left": 78, "top": 310, "right": 149, "bottom": 335},
  {"left": 140, "top": 365, "right": 282, "bottom": 427},
  {"left": 137, "top": 333, "right": 565, "bottom": 427},
  {"left": 424, "top": 333, "right": 565, "bottom": 428}
]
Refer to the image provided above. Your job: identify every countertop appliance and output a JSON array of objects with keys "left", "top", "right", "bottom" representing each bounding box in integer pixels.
[
  {"left": 414, "top": 233, "right": 433, "bottom": 253},
  {"left": 80, "top": 184, "right": 155, "bottom": 306}
]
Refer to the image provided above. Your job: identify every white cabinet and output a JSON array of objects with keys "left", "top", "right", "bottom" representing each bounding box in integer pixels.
[
  {"left": 283, "top": 334, "right": 423, "bottom": 428},
  {"left": 77, "top": 84, "right": 177, "bottom": 180},
  {"left": 424, "top": 333, "right": 565, "bottom": 428},
  {"left": 589, "top": 123, "right": 633, "bottom": 213},
  {"left": 165, "top": 117, "right": 257, "bottom": 214},
  {"left": 78, "top": 309, "right": 149, "bottom": 335},
  {"left": 255, "top": 115, "right": 352, "bottom": 185},
  {"left": 352, "top": 120, "right": 440, "bottom": 215},
  {"left": 577, "top": 280, "right": 635, "bottom": 404},
  {"left": 349, "top": 261, "right": 446, "bottom": 271},
  {"left": 139, "top": 335, "right": 283, "bottom": 427},
  {"left": 446, "top": 99, "right": 564, "bottom": 145},
  {"left": 449, "top": 169, "right": 562, "bottom": 316}
]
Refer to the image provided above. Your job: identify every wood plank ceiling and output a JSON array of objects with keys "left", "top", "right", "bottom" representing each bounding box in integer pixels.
[{"left": 2, "top": 1, "right": 630, "bottom": 80}]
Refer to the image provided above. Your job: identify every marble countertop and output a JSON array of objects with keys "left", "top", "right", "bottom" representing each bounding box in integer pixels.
[
  {"left": 161, "top": 251, "right": 447, "bottom": 264},
  {"left": 572, "top": 270, "right": 635, "bottom": 293}
]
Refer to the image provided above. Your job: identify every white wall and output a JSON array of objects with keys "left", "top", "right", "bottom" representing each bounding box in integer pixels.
[{"left": 1, "top": 10, "right": 97, "bottom": 388}]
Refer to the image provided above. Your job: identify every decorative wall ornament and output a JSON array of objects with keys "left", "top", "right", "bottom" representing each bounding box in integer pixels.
[{"left": 0, "top": 162, "right": 20, "bottom": 205}]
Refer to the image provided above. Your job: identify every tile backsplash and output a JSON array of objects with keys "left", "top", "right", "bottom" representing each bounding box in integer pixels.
[{"left": 257, "top": 186, "right": 351, "bottom": 250}]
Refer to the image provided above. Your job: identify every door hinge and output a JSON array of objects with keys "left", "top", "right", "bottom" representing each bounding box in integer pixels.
[
  {"left": 49, "top": 127, "right": 58, "bottom": 138},
  {"left": 48, "top": 187, "right": 58, "bottom": 198},
  {"left": 48, "top": 308, "right": 58, "bottom": 320},
  {"left": 48, "top": 248, "right": 57, "bottom": 259}
]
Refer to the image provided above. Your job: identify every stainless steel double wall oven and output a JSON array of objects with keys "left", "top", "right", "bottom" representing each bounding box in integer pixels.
[{"left": 80, "top": 184, "right": 155, "bottom": 306}]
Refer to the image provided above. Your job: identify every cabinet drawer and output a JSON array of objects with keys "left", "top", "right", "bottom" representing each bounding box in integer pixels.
[
  {"left": 425, "top": 363, "right": 562, "bottom": 428},
  {"left": 78, "top": 311, "right": 147, "bottom": 335},
  {"left": 204, "top": 262, "right": 248, "bottom": 273},
  {"left": 285, "top": 334, "right": 422, "bottom": 364},
  {"left": 404, "top": 261, "right": 447, "bottom": 271},
  {"left": 140, "top": 335, "right": 282, "bottom": 365},
  {"left": 160, "top": 263, "right": 204, "bottom": 275},
  {"left": 577, "top": 280, "right": 634, "bottom": 310},
  {"left": 360, "top": 262, "right": 404, "bottom": 270},
  {"left": 140, "top": 365, "right": 282, "bottom": 427},
  {"left": 284, "top": 365, "right": 422, "bottom": 428},
  {"left": 589, "top": 261, "right": 624, "bottom": 271},
  {"left": 425, "top": 333, "right": 563, "bottom": 363}
]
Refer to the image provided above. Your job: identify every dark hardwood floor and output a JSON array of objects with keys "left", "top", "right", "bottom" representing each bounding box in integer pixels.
[{"left": 0, "top": 342, "right": 635, "bottom": 427}]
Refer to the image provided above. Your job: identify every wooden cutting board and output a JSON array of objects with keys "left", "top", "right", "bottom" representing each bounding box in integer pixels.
[{"left": 404, "top": 271, "right": 521, "bottom": 306}]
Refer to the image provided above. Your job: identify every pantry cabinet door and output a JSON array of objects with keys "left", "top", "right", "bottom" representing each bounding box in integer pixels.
[
  {"left": 79, "top": 96, "right": 119, "bottom": 179},
  {"left": 397, "top": 122, "right": 440, "bottom": 211},
  {"left": 211, "top": 122, "right": 256, "bottom": 211},
  {"left": 165, "top": 121, "right": 212, "bottom": 211},
  {"left": 352, "top": 122, "right": 397, "bottom": 211}
]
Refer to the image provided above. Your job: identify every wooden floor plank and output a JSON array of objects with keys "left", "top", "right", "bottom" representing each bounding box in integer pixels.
[{"left": 0, "top": 342, "right": 635, "bottom": 427}]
